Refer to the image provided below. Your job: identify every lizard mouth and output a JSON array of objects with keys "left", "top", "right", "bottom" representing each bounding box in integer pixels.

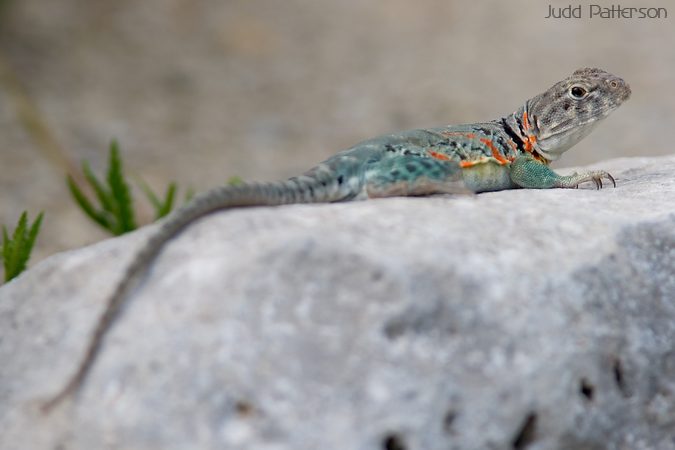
[{"left": 618, "top": 84, "right": 631, "bottom": 103}]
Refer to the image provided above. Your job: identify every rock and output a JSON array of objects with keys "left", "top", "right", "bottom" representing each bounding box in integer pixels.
[{"left": 1, "top": 156, "right": 675, "bottom": 450}]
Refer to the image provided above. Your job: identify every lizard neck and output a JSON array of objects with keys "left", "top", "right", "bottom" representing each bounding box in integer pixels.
[{"left": 502, "top": 104, "right": 550, "bottom": 164}]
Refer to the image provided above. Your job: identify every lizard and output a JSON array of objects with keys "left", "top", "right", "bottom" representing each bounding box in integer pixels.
[{"left": 41, "top": 67, "right": 630, "bottom": 412}]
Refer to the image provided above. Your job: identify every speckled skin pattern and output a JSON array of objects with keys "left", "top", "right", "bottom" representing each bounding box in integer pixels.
[{"left": 42, "top": 68, "right": 630, "bottom": 412}]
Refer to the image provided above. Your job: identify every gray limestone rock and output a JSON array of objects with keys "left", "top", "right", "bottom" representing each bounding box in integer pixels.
[{"left": 1, "top": 156, "right": 675, "bottom": 450}]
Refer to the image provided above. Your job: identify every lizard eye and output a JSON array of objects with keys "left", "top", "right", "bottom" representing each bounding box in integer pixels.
[{"left": 569, "top": 86, "right": 588, "bottom": 99}]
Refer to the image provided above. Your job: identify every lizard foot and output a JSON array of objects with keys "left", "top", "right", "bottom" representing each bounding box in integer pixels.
[{"left": 559, "top": 171, "right": 616, "bottom": 189}]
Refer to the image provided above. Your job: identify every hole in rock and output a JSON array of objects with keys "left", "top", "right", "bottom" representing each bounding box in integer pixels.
[
  {"left": 383, "top": 320, "right": 404, "bottom": 340},
  {"left": 613, "top": 358, "right": 628, "bottom": 396},
  {"left": 580, "top": 378, "right": 595, "bottom": 401},
  {"left": 443, "top": 409, "right": 456, "bottom": 433},
  {"left": 512, "top": 412, "right": 537, "bottom": 449},
  {"left": 382, "top": 433, "right": 407, "bottom": 450},
  {"left": 235, "top": 400, "right": 254, "bottom": 416}
]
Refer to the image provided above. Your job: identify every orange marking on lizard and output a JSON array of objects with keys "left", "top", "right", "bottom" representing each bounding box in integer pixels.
[
  {"left": 522, "top": 111, "right": 530, "bottom": 131},
  {"left": 429, "top": 151, "right": 450, "bottom": 161},
  {"left": 533, "top": 153, "right": 548, "bottom": 164},
  {"left": 459, "top": 157, "right": 491, "bottom": 168},
  {"left": 521, "top": 111, "right": 538, "bottom": 153},
  {"left": 479, "top": 138, "right": 511, "bottom": 165}
]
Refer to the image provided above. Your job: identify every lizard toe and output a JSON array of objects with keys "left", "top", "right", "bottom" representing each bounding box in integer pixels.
[{"left": 593, "top": 171, "right": 616, "bottom": 189}]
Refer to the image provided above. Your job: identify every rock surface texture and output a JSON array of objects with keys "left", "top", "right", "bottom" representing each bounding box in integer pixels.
[{"left": 1, "top": 156, "right": 675, "bottom": 450}]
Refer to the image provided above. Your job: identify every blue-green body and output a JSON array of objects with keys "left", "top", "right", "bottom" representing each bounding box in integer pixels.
[{"left": 320, "top": 124, "right": 520, "bottom": 197}]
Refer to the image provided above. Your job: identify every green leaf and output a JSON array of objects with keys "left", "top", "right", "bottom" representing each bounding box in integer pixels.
[
  {"left": 2, "top": 211, "right": 43, "bottom": 282},
  {"left": 106, "top": 140, "right": 136, "bottom": 234},
  {"left": 11, "top": 211, "right": 27, "bottom": 243},
  {"left": 138, "top": 178, "right": 176, "bottom": 220},
  {"left": 82, "top": 160, "right": 114, "bottom": 213},
  {"left": 27, "top": 212, "right": 44, "bottom": 251},
  {"left": 67, "top": 175, "right": 111, "bottom": 230},
  {"left": 157, "top": 182, "right": 176, "bottom": 219},
  {"left": 137, "top": 177, "right": 162, "bottom": 211},
  {"left": 7, "top": 212, "right": 28, "bottom": 280},
  {"left": 14, "top": 212, "right": 43, "bottom": 278}
]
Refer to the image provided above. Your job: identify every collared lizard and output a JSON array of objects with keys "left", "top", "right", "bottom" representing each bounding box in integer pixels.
[{"left": 42, "top": 67, "right": 631, "bottom": 412}]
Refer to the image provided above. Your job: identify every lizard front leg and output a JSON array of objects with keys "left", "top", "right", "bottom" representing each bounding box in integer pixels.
[{"left": 509, "top": 156, "right": 615, "bottom": 189}]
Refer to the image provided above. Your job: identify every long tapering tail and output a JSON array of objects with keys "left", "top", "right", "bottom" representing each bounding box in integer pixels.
[{"left": 41, "top": 169, "right": 353, "bottom": 413}]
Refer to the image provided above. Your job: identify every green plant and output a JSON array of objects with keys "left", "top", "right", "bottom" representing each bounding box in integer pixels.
[
  {"left": 2, "top": 211, "right": 43, "bottom": 282},
  {"left": 138, "top": 179, "right": 177, "bottom": 220},
  {"left": 67, "top": 140, "right": 137, "bottom": 235},
  {"left": 68, "top": 140, "right": 196, "bottom": 234}
]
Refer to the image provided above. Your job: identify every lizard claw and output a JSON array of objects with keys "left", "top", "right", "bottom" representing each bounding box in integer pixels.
[
  {"left": 591, "top": 171, "right": 616, "bottom": 189},
  {"left": 560, "top": 170, "right": 616, "bottom": 189},
  {"left": 588, "top": 171, "right": 615, "bottom": 189}
]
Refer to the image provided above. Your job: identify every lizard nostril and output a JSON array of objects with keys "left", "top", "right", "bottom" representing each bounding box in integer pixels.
[{"left": 609, "top": 80, "right": 619, "bottom": 89}]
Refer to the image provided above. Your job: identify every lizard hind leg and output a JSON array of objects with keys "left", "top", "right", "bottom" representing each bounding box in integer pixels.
[{"left": 364, "top": 156, "right": 470, "bottom": 198}]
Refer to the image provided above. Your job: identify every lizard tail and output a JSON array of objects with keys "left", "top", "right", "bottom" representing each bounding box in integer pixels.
[{"left": 41, "top": 167, "right": 354, "bottom": 413}]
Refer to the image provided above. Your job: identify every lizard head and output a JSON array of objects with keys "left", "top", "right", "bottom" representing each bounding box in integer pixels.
[{"left": 524, "top": 68, "right": 631, "bottom": 161}]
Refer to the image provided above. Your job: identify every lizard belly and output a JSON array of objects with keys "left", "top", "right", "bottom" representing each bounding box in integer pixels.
[{"left": 461, "top": 162, "right": 515, "bottom": 193}]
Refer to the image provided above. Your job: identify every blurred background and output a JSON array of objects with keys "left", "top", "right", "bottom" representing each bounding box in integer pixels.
[{"left": 0, "top": 0, "right": 673, "bottom": 261}]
